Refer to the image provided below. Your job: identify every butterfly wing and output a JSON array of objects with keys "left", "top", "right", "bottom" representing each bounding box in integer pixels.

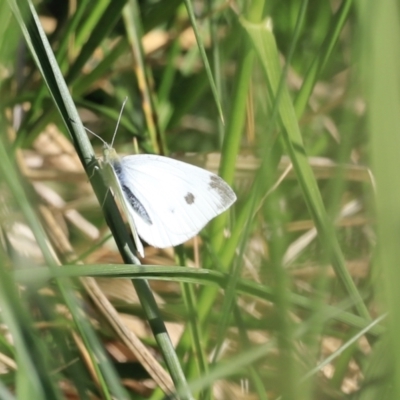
[
  {"left": 117, "top": 154, "right": 236, "bottom": 248},
  {"left": 101, "top": 153, "right": 145, "bottom": 257}
]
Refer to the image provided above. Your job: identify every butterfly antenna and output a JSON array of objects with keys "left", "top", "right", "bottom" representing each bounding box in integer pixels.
[
  {"left": 70, "top": 117, "right": 108, "bottom": 147},
  {"left": 111, "top": 97, "right": 128, "bottom": 148}
]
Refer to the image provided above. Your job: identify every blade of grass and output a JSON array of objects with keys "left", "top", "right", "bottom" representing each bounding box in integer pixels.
[
  {"left": 13, "top": 263, "right": 384, "bottom": 336},
  {"left": 183, "top": 0, "right": 224, "bottom": 124},
  {"left": 208, "top": 0, "right": 224, "bottom": 147},
  {"left": 72, "top": 38, "right": 128, "bottom": 96},
  {"left": 187, "top": 341, "right": 275, "bottom": 396},
  {"left": 178, "top": 0, "right": 266, "bottom": 378},
  {"left": 66, "top": 0, "right": 127, "bottom": 83},
  {"left": 300, "top": 314, "right": 386, "bottom": 382},
  {"left": 0, "top": 248, "right": 62, "bottom": 399},
  {"left": 0, "top": 107, "right": 128, "bottom": 400},
  {"left": 8, "top": 0, "right": 192, "bottom": 397},
  {"left": 211, "top": 192, "right": 256, "bottom": 363},
  {"left": 294, "top": 0, "right": 353, "bottom": 118},
  {"left": 209, "top": 3, "right": 264, "bottom": 250},
  {"left": 233, "top": 305, "right": 270, "bottom": 399},
  {"left": 69, "top": 0, "right": 110, "bottom": 57},
  {"left": 180, "top": 281, "right": 209, "bottom": 392},
  {"left": 123, "top": 0, "right": 161, "bottom": 153},
  {"left": 240, "top": 16, "right": 371, "bottom": 320},
  {"left": 55, "top": 0, "right": 93, "bottom": 69},
  {"left": 18, "top": 0, "right": 126, "bottom": 146},
  {"left": 361, "top": 0, "right": 400, "bottom": 396}
]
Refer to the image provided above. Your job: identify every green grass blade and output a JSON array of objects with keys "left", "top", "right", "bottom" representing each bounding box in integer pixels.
[
  {"left": 13, "top": 264, "right": 383, "bottom": 336},
  {"left": 66, "top": 0, "right": 127, "bottom": 83},
  {"left": 187, "top": 342, "right": 275, "bottom": 396},
  {"left": 240, "top": 16, "right": 370, "bottom": 320},
  {"left": 0, "top": 251, "right": 62, "bottom": 399},
  {"left": 209, "top": 0, "right": 265, "bottom": 251},
  {"left": 300, "top": 314, "right": 386, "bottom": 382},
  {"left": 123, "top": 0, "right": 161, "bottom": 153},
  {"left": 294, "top": 0, "right": 353, "bottom": 117},
  {"left": 361, "top": 0, "right": 400, "bottom": 396},
  {"left": 8, "top": 0, "right": 192, "bottom": 397},
  {"left": 183, "top": 0, "right": 224, "bottom": 124}
]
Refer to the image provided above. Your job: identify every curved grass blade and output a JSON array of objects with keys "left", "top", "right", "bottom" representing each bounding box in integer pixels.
[
  {"left": 183, "top": 0, "right": 224, "bottom": 124},
  {"left": 13, "top": 264, "right": 384, "bottom": 337},
  {"left": 66, "top": 0, "right": 127, "bottom": 83},
  {"left": 7, "top": 0, "right": 193, "bottom": 397},
  {"left": 240, "top": 16, "right": 370, "bottom": 321},
  {"left": 187, "top": 342, "right": 275, "bottom": 396},
  {"left": 294, "top": 0, "right": 353, "bottom": 118},
  {"left": 0, "top": 244, "right": 62, "bottom": 399},
  {"left": 123, "top": 0, "right": 161, "bottom": 154}
]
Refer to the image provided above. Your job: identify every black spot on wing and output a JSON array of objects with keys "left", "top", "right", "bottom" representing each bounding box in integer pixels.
[
  {"left": 184, "top": 192, "right": 195, "bottom": 205},
  {"left": 209, "top": 175, "right": 236, "bottom": 208},
  {"left": 122, "top": 185, "right": 152, "bottom": 225}
]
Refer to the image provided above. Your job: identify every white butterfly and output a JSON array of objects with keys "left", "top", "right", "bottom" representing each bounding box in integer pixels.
[{"left": 95, "top": 101, "right": 236, "bottom": 257}]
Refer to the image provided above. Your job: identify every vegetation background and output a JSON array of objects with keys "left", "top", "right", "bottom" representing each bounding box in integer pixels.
[{"left": 0, "top": 0, "right": 398, "bottom": 399}]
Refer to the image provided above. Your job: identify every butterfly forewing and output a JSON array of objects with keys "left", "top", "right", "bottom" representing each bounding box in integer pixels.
[{"left": 117, "top": 155, "right": 236, "bottom": 248}]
